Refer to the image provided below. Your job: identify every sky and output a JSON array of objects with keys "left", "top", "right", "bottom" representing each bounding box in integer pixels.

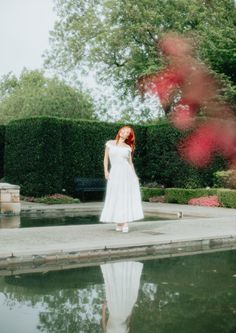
[
  {"left": 0, "top": 0, "right": 236, "bottom": 81},
  {"left": 0, "top": 0, "right": 99, "bottom": 90},
  {"left": 0, "top": 0, "right": 56, "bottom": 77},
  {"left": 0, "top": 0, "right": 164, "bottom": 121}
]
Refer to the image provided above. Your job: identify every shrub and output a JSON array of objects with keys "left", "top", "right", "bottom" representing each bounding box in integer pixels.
[
  {"left": 141, "top": 187, "right": 165, "bottom": 201},
  {"left": 165, "top": 188, "right": 218, "bottom": 204},
  {"left": 188, "top": 195, "right": 220, "bottom": 207},
  {"left": 217, "top": 189, "right": 236, "bottom": 208},
  {"left": 21, "top": 193, "right": 80, "bottom": 205},
  {"left": 143, "top": 186, "right": 236, "bottom": 208},
  {"left": 213, "top": 170, "right": 236, "bottom": 189},
  {"left": 164, "top": 187, "right": 236, "bottom": 208}
]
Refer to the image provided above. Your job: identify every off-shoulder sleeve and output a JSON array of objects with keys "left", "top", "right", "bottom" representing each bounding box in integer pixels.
[{"left": 105, "top": 140, "right": 112, "bottom": 148}]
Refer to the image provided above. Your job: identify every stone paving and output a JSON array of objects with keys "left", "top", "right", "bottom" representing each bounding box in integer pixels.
[{"left": 0, "top": 201, "right": 236, "bottom": 275}]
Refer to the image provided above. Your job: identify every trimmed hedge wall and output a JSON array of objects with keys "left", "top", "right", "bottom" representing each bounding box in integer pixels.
[
  {"left": 3, "top": 116, "right": 228, "bottom": 196},
  {"left": 4, "top": 117, "right": 63, "bottom": 196},
  {"left": 61, "top": 119, "right": 146, "bottom": 195},
  {"left": 142, "top": 187, "right": 236, "bottom": 208},
  {"left": 218, "top": 189, "right": 236, "bottom": 208},
  {"left": 4, "top": 117, "right": 146, "bottom": 196},
  {"left": 62, "top": 120, "right": 118, "bottom": 195},
  {"left": 141, "top": 187, "right": 165, "bottom": 201},
  {"left": 165, "top": 188, "right": 218, "bottom": 204},
  {"left": 144, "top": 122, "right": 226, "bottom": 188},
  {"left": 0, "top": 125, "right": 5, "bottom": 179}
]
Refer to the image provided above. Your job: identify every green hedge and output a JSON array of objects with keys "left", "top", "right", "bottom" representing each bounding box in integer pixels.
[
  {"left": 143, "top": 187, "right": 236, "bottom": 208},
  {"left": 0, "top": 125, "right": 5, "bottom": 179},
  {"left": 218, "top": 189, "right": 236, "bottom": 208},
  {"left": 144, "top": 122, "right": 226, "bottom": 188},
  {"left": 165, "top": 188, "right": 218, "bottom": 204},
  {"left": 4, "top": 117, "right": 146, "bottom": 196},
  {"left": 4, "top": 117, "right": 63, "bottom": 196},
  {"left": 2, "top": 116, "right": 229, "bottom": 197},
  {"left": 61, "top": 119, "right": 118, "bottom": 195},
  {"left": 61, "top": 119, "right": 146, "bottom": 195},
  {"left": 141, "top": 187, "right": 165, "bottom": 201}
]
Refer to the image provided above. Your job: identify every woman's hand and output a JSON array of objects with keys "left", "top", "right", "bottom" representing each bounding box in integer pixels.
[{"left": 105, "top": 170, "right": 110, "bottom": 180}]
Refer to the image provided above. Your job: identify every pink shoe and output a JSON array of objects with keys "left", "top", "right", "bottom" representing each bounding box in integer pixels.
[
  {"left": 115, "top": 225, "right": 122, "bottom": 231},
  {"left": 122, "top": 226, "right": 129, "bottom": 233}
]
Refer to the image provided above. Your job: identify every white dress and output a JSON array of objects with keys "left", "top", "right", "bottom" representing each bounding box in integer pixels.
[
  {"left": 101, "top": 261, "right": 143, "bottom": 333},
  {"left": 100, "top": 140, "right": 144, "bottom": 223}
]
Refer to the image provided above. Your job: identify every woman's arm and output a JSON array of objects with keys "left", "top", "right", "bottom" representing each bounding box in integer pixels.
[
  {"left": 128, "top": 152, "right": 138, "bottom": 178},
  {"left": 102, "top": 302, "right": 107, "bottom": 331},
  {"left": 104, "top": 145, "right": 110, "bottom": 180}
]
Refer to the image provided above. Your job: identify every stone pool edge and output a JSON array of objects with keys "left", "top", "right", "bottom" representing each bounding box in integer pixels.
[
  {"left": 1, "top": 202, "right": 236, "bottom": 275},
  {"left": 20, "top": 201, "right": 236, "bottom": 219},
  {"left": 1, "top": 233, "right": 236, "bottom": 276}
]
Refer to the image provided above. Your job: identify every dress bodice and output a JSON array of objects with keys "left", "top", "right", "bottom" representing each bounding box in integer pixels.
[{"left": 105, "top": 140, "right": 131, "bottom": 166}]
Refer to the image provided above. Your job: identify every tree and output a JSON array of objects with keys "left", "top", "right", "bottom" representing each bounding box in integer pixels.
[
  {"left": 0, "top": 70, "right": 97, "bottom": 123},
  {"left": 45, "top": 0, "right": 236, "bottom": 106}
]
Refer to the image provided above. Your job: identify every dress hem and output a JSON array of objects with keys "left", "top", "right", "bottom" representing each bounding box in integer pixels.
[{"left": 100, "top": 215, "right": 144, "bottom": 223}]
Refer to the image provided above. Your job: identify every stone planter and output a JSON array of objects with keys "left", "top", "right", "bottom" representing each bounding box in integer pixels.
[{"left": 0, "top": 183, "right": 21, "bottom": 215}]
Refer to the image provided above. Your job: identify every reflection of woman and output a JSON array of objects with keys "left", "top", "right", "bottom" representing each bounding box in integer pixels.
[
  {"left": 101, "top": 261, "right": 143, "bottom": 333},
  {"left": 100, "top": 126, "right": 144, "bottom": 233}
]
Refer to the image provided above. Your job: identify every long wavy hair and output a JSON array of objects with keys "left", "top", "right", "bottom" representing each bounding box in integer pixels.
[{"left": 115, "top": 126, "right": 136, "bottom": 154}]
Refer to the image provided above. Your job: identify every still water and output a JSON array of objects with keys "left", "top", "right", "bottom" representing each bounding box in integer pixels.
[
  {"left": 0, "top": 214, "right": 168, "bottom": 229},
  {"left": 0, "top": 250, "right": 236, "bottom": 333}
]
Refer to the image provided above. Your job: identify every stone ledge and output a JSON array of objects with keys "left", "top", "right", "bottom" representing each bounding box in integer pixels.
[
  {"left": 0, "top": 183, "right": 20, "bottom": 190},
  {"left": 1, "top": 235, "right": 236, "bottom": 276}
]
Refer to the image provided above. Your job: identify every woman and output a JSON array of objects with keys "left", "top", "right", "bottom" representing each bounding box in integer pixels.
[{"left": 99, "top": 126, "right": 144, "bottom": 232}]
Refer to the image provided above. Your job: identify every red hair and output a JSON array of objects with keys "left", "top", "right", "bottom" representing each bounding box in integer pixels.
[{"left": 115, "top": 126, "right": 136, "bottom": 154}]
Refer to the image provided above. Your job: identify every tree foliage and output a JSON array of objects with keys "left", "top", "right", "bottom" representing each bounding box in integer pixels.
[
  {"left": 46, "top": 0, "right": 236, "bottom": 104},
  {"left": 0, "top": 70, "right": 96, "bottom": 123}
]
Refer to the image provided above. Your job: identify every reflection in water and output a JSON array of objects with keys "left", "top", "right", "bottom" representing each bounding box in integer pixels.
[
  {"left": 0, "top": 250, "right": 236, "bottom": 333},
  {"left": 101, "top": 261, "right": 143, "bottom": 333},
  {"left": 0, "top": 214, "right": 100, "bottom": 229},
  {"left": 0, "top": 214, "right": 166, "bottom": 229},
  {"left": 0, "top": 215, "right": 20, "bottom": 228}
]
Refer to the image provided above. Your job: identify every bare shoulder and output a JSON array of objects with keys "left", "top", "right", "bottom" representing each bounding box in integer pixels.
[{"left": 105, "top": 140, "right": 114, "bottom": 148}]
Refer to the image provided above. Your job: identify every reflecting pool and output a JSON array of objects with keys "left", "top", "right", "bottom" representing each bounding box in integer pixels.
[
  {"left": 0, "top": 250, "right": 236, "bottom": 333},
  {"left": 0, "top": 213, "right": 169, "bottom": 229}
]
